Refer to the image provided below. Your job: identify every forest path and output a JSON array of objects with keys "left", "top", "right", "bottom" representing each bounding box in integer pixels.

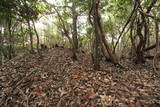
[{"left": 0, "top": 48, "right": 160, "bottom": 106}]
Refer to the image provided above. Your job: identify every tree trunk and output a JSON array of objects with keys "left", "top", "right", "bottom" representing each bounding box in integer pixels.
[
  {"left": 99, "top": 25, "right": 119, "bottom": 64},
  {"left": 91, "top": 0, "right": 101, "bottom": 70},
  {"left": 89, "top": 0, "right": 119, "bottom": 65},
  {"left": 113, "top": 1, "right": 138, "bottom": 53},
  {"left": 153, "top": 19, "right": 159, "bottom": 70},
  {"left": 0, "top": 29, "right": 2, "bottom": 65},
  {"left": 130, "top": 21, "right": 136, "bottom": 57},
  {"left": 21, "top": 23, "right": 25, "bottom": 48},
  {"left": 32, "top": 20, "right": 40, "bottom": 54},
  {"left": 111, "top": 34, "right": 115, "bottom": 50},
  {"left": 96, "top": 10, "right": 119, "bottom": 64},
  {"left": 155, "top": 20, "right": 159, "bottom": 52},
  {"left": 147, "top": 19, "right": 150, "bottom": 48},
  {"left": 50, "top": 3, "right": 77, "bottom": 60},
  {"left": 135, "top": 18, "right": 145, "bottom": 63},
  {"left": 27, "top": 19, "right": 34, "bottom": 53},
  {"left": 8, "top": 17, "right": 13, "bottom": 59},
  {"left": 134, "top": 0, "right": 157, "bottom": 63},
  {"left": 72, "top": 2, "right": 78, "bottom": 50}
]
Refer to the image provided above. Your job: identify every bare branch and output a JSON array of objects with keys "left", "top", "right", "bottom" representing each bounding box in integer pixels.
[{"left": 113, "top": 1, "right": 138, "bottom": 53}]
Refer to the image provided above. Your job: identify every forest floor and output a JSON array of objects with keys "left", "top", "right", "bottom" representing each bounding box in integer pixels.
[{"left": 0, "top": 48, "right": 160, "bottom": 107}]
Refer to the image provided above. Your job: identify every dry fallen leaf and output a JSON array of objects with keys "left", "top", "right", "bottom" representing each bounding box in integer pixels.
[
  {"left": 89, "top": 93, "right": 100, "bottom": 99},
  {"left": 72, "top": 75, "right": 81, "bottom": 79},
  {"left": 56, "top": 99, "right": 62, "bottom": 107},
  {"left": 100, "top": 95, "right": 113, "bottom": 106},
  {"left": 78, "top": 86, "right": 86, "bottom": 89},
  {"left": 58, "top": 88, "right": 67, "bottom": 97},
  {"left": 31, "top": 91, "right": 46, "bottom": 97},
  {"left": 0, "top": 48, "right": 160, "bottom": 106}
]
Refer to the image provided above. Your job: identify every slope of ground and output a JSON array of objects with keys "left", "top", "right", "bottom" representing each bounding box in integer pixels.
[{"left": 0, "top": 48, "right": 160, "bottom": 107}]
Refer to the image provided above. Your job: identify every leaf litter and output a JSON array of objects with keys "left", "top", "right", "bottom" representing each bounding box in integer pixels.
[{"left": 0, "top": 48, "right": 160, "bottom": 106}]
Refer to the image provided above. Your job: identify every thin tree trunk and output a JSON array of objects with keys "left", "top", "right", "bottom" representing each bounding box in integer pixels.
[
  {"left": 155, "top": 20, "right": 159, "bottom": 52},
  {"left": 42, "top": 0, "right": 77, "bottom": 60},
  {"left": 27, "top": 19, "right": 34, "bottom": 53},
  {"left": 147, "top": 19, "right": 150, "bottom": 48},
  {"left": 0, "top": 29, "right": 2, "bottom": 65},
  {"left": 142, "top": 17, "right": 148, "bottom": 50},
  {"left": 111, "top": 34, "right": 114, "bottom": 50},
  {"left": 21, "top": 23, "right": 25, "bottom": 48},
  {"left": 51, "top": 2, "right": 77, "bottom": 59},
  {"left": 32, "top": 20, "right": 40, "bottom": 54},
  {"left": 130, "top": 21, "right": 134, "bottom": 57},
  {"left": 113, "top": 1, "right": 138, "bottom": 53},
  {"left": 153, "top": 19, "right": 159, "bottom": 70},
  {"left": 8, "top": 17, "right": 13, "bottom": 59}
]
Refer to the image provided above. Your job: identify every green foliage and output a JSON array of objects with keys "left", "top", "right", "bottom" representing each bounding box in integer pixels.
[
  {"left": 156, "top": 17, "right": 160, "bottom": 23},
  {"left": 15, "top": 46, "right": 30, "bottom": 52},
  {"left": 54, "top": 34, "right": 62, "bottom": 41},
  {"left": 104, "top": 17, "right": 116, "bottom": 34},
  {"left": 86, "top": 26, "right": 93, "bottom": 37},
  {"left": 116, "top": 67, "right": 124, "bottom": 73},
  {"left": 78, "top": 35, "right": 86, "bottom": 48},
  {"left": 142, "top": 0, "right": 152, "bottom": 9}
]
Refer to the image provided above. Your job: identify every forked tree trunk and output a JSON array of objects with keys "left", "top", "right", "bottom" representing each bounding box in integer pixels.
[
  {"left": 96, "top": 4, "right": 119, "bottom": 64},
  {"left": 90, "top": 0, "right": 119, "bottom": 66},
  {"left": 42, "top": 0, "right": 77, "bottom": 60},
  {"left": 54, "top": 4, "right": 77, "bottom": 60},
  {"left": 98, "top": 21, "right": 119, "bottom": 64}
]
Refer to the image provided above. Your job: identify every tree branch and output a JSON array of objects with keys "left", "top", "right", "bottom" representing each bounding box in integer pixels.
[{"left": 113, "top": 1, "right": 138, "bottom": 53}]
